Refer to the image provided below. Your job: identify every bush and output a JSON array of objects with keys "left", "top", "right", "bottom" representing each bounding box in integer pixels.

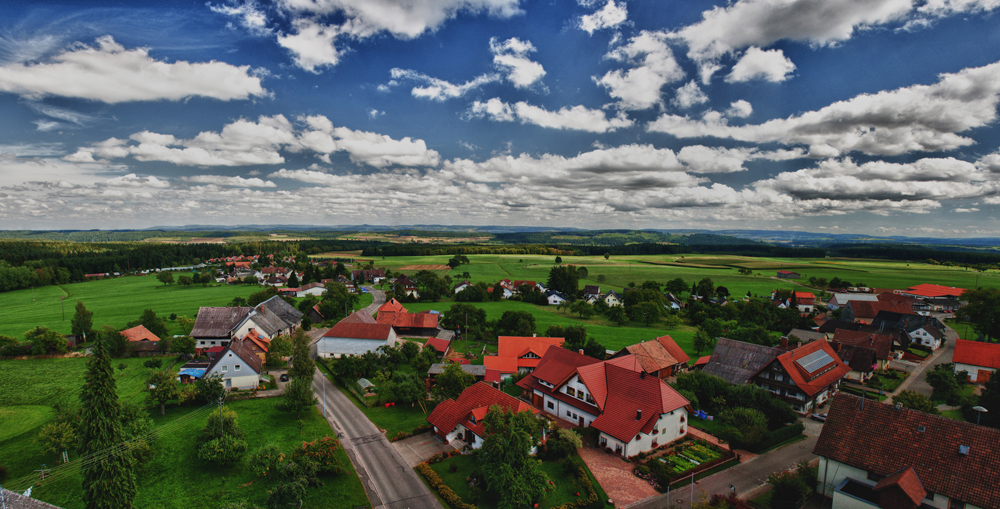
[
  {"left": 143, "top": 358, "right": 163, "bottom": 369},
  {"left": 290, "top": 437, "right": 343, "bottom": 475},
  {"left": 544, "top": 429, "right": 583, "bottom": 460},
  {"left": 0, "top": 464, "right": 8, "bottom": 482},
  {"left": 199, "top": 435, "right": 248, "bottom": 465},
  {"left": 748, "top": 423, "right": 805, "bottom": 453},
  {"left": 249, "top": 443, "right": 285, "bottom": 479}
]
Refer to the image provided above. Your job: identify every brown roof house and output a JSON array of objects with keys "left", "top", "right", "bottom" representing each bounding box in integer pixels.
[
  {"left": 316, "top": 318, "right": 397, "bottom": 358},
  {"left": 814, "top": 393, "right": 1000, "bottom": 509},
  {"left": 609, "top": 335, "right": 691, "bottom": 377},
  {"left": 204, "top": 338, "right": 263, "bottom": 390}
]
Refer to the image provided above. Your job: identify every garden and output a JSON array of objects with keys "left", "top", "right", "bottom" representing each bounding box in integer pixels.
[{"left": 634, "top": 438, "right": 732, "bottom": 491}]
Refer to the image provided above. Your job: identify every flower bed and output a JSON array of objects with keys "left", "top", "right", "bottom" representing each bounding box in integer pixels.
[{"left": 635, "top": 439, "right": 733, "bottom": 491}]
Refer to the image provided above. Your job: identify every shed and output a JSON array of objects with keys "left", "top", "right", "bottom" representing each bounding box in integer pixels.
[{"left": 357, "top": 378, "right": 377, "bottom": 394}]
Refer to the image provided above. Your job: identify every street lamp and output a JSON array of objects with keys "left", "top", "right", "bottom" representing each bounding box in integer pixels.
[
  {"left": 729, "top": 484, "right": 735, "bottom": 497},
  {"left": 973, "top": 405, "right": 988, "bottom": 425}
]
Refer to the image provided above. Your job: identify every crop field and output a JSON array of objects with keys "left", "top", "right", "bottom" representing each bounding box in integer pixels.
[{"left": 0, "top": 274, "right": 258, "bottom": 339}]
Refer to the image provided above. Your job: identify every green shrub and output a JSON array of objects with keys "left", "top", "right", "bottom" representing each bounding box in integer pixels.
[
  {"left": 198, "top": 435, "right": 248, "bottom": 465},
  {"left": 416, "top": 462, "right": 477, "bottom": 509}
]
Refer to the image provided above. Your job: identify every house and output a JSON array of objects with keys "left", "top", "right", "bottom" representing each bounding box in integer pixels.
[
  {"left": 378, "top": 298, "right": 407, "bottom": 314},
  {"left": 786, "top": 329, "right": 826, "bottom": 344},
  {"left": 794, "top": 292, "right": 816, "bottom": 313},
  {"left": 828, "top": 343, "right": 878, "bottom": 383},
  {"left": 483, "top": 336, "right": 565, "bottom": 376},
  {"left": 776, "top": 270, "right": 800, "bottom": 279},
  {"left": 204, "top": 338, "right": 263, "bottom": 390},
  {"left": 239, "top": 329, "right": 270, "bottom": 363},
  {"left": 427, "top": 382, "right": 540, "bottom": 449},
  {"left": 610, "top": 335, "right": 690, "bottom": 378},
  {"left": 871, "top": 311, "right": 946, "bottom": 350},
  {"left": 393, "top": 275, "right": 419, "bottom": 298},
  {"left": 547, "top": 290, "right": 568, "bottom": 306},
  {"left": 232, "top": 296, "right": 303, "bottom": 341},
  {"left": 878, "top": 292, "right": 931, "bottom": 315},
  {"left": 376, "top": 310, "right": 439, "bottom": 336},
  {"left": 826, "top": 293, "right": 879, "bottom": 311},
  {"left": 1, "top": 487, "right": 64, "bottom": 508},
  {"left": 351, "top": 269, "right": 386, "bottom": 283},
  {"left": 813, "top": 393, "right": 1000, "bottom": 509},
  {"left": 602, "top": 291, "right": 623, "bottom": 307},
  {"left": 898, "top": 283, "right": 966, "bottom": 300},
  {"left": 295, "top": 282, "right": 327, "bottom": 297},
  {"left": 261, "top": 266, "right": 292, "bottom": 278},
  {"left": 424, "top": 337, "right": 451, "bottom": 356},
  {"left": 512, "top": 280, "right": 538, "bottom": 291},
  {"left": 307, "top": 304, "right": 325, "bottom": 324},
  {"left": 953, "top": 339, "right": 1000, "bottom": 383},
  {"left": 841, "top": 300, "right": 913, "bottom": 324},
  {"left": 426, "top": 363, "right": 488, "bottom": 387},
  {"left": 317, "top": 321, "right": 397, "bottom": 358},
  {"left": 190, "top": 306, "right": 253, "bottom": 350},
  {"left": 702, "top": 338, "right": 784, "bottom": 385},
  {"left": 516, "top": 349, "right": 690, "bottom": 457},
  {"left": 341, "top": 310, "right": 378, "bottom": 324},
  {"left": 121, "top": 324, "right": 160, "bottom": 343},
  {"left": 831, "top": 329, "right": 894, "bottom": 370},
  {"left": 751, "top": 339, "right": 850, "bottom": 414},
  {"left": 453, "top": 280, "right": 474, "bottom": 294},
  {"left": 583, "top": 285, "right": 601, "bottom": 301}
]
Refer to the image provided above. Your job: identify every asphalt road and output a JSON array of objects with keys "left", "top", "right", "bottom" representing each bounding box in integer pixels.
[
  {"left": 312, "top": 370, "right": 443, "bottom": 509},
  {"left": 364, "top": 286, "right": 387, "bottom": 315},
  {"left": 885, "top": 324, "right": 958, "bottom": 403}
]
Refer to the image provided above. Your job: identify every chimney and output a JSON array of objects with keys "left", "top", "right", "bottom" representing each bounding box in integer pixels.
[
  {"left": 636, "top": 409, "right": 642, "bottom": 421},
  {"left": 780, "top": 336, "right": 789, "bottom": 349},
  {"left": 579, "top": 349, "right": 584, "bottom": 355},
  {"left": 640, "top": 371, "right": 646, "bottom": 379}
]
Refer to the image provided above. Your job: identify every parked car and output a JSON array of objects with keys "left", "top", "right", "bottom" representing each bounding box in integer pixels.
[
  {"left": 280, "top": 373, "right": 289, "bottom": 382},
  {"left": 811, "top": 413, "right": 828, "bottom": 423}
]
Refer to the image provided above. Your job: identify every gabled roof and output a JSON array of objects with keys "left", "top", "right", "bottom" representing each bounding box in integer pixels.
[
  {"left": 694, "top": 355, "right": 710, "bottom": 366},
  {"left": 702, "top": 338, "right": 783, "bottom": 385},
  {"left": 817, "top": 320, "right": 866, "bottom": 333},
  {"left": 953, "top": 339, "right": 1000, "bottom": 370},
  {"left": 523, "top": 347, "right": 601, "bottom": 386},
  {"left": 583, "top": 285, "right": 600, "bottom": 295},
  {"left": 322, "top": 321, "right": 395, "bottom": 341},
  {"left": 424, "top": 337, "right": 451, "bottom": 353},
  {"left": 340, "top": 310, "right": 377, "bottom": 324},
  {"left": 206, "top": 337, "right": 262, "bottom": 375},
  {"left": 484, "top": 336, "right": 565, "bottom": 374},
  {"left": 832, "top": 329, "right": 894, "bottom": 361},
  {"left": 830, "top": 343, "right": 877, "bottom": 373},
  {"left": 874, "top": 467, "right": 926, "bottom": 506},
  {"left": 191, "top": 307, "right": 252, "bottom": 338},
  {"left": 0, "top": 488, "right": 63, "bottom": 509},
  {"left": 617, "top": 336, "right": 689, "bottom": 374},
  {"left": 786, "top": 329, "right": 826, "bottom": 343},
  {"left": 761, "top": 340, "right": 851, "bottom": 397},
  {"left": 257, "top": 296, "right": 303, "bottom": 328},
  {"left": 377, "top": 298, "right": 407, "bottom": 314},
  {"left": 121, "top": 324, "right": 159, "bottom": 342},
  {"left": 814, "top": 394, "right": 1000, "bottom": 509},
  {"left": 872, "top": 311, "right": 944, "bottom": 336},
  {"left": 794, "top": 292, "right": 815, "bottom": 301},
  {"left": 376, "top": 310, "right": 439, "bottom": 329},
  {"left": 588, "top": 363, "right": 689, "bottom": 443},
  {"left": 904, "top": 284, "right": 966, "bottom": 298},
  {"left": 847, "top": 300, "right": 913, "bottom": 319},
  {"left": 241, "top": 329, "right": 270, "bottom": 353},
  {"left": 427, "top": 382, "right": 538, "bottom": 439},
  {"left": 829, "top": 293, "right": 879, "bottom": 306}
]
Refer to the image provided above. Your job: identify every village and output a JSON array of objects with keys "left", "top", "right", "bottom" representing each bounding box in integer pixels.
[{"left": 4, "top": 251, "right": 995, "bottom": 509}]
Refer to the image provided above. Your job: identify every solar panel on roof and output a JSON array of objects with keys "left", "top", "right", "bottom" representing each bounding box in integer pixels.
[{"left": 796, "top": 350, "right": 835, "bottom": 373}]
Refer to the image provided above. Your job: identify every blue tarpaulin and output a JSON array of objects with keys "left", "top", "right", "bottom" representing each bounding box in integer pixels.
[{"left": 178, "top": 368, "right": 206, "bottom": 379}]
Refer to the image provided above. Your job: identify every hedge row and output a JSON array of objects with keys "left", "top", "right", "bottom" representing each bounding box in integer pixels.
[
  {"left": 748, "top": 422, "right": 804, "bottom": 453},
  {"left": 416, "top": 462, "right": 477, "bottom": 509}
]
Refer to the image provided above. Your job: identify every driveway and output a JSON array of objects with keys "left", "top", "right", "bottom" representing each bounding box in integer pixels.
[
  {"left": 392, "top": 433, "right": 456, "bottom": 468},
  {"left": 312, "top": 370, "right": 443, "bottom": 509},
  {"left": 885, "top": 325, "right": 957, "bottom": 403},
  {"left": 578, "top": 446, "right": 658, "bottom": 507}
]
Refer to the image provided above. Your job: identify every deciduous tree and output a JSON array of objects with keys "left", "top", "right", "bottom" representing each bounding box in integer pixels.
[
  {"left": 146, "top": 370, "right": 179, "bottom": 415},
  {"left": 72, "top": 301, "right": 94, "bottom": 341},
  {"left": 478, "top": 406, "right": 548, "bottom": 509},
  {"left": 434, "top": 362, "right": 475, "bottom": 400},
  {"left": 956, "top": 288, "right": 1000, "bottom": 341}
]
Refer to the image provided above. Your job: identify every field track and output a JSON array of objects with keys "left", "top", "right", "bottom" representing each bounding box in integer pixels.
[{"left": 398, "top": 264, "right": 451, "bottom": 270}]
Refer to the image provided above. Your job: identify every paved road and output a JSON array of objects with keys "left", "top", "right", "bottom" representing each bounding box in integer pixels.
[
  {"left": 885, "top": 325, "right": 957, "bottom": 403},
  {"left": 364, "top": 286, "right": 386, "bottom": 315},
  {"left": 626, "top": 436, "right": 819, "bottom": 508},
  {"left": 312, "top": 370, "right": 443, "bottom": 509}
]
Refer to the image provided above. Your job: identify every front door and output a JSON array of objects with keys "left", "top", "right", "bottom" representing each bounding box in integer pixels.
[
  {"left": 465, "top": 429, "right": 473, "bottom": 444},
  {"left": 578, "top": 416, "right": 584, "bottom": 426},
  {"left": 225, "top": 378, "right": 232, "bottom": 389},
  {"left": 533, "top": 393, "right": 543, "bottom": 408}
]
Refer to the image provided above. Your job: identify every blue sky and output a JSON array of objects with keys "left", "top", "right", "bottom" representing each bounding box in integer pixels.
[{"left": 2, "top": 0, "right": 1000, "bottom": 236}]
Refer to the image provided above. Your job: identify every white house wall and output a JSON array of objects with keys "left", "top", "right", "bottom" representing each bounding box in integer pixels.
[
  {"left": 206, "top": 350, "right": 259, "bottom": 390},
  {"left": 297, "top": 287, "right": 327, "bottom": 297},
  {"left": 817, "top": 458, "right": 964, "bottom": 509},
  {"left": 955, "top": 362, "right": 995, "bottom": 383},
  {"left": 597, "top": 409, "right": 688, "bottom": 457}
]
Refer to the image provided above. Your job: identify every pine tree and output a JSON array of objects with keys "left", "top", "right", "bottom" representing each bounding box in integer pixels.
[{"left": 79, "top": 337, "right": 137, "bottom": 509}]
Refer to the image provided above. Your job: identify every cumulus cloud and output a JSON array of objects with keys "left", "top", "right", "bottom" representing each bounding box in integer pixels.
[
  {"left": 267, "top": 0, "right": 523, "bottom": 71},
  {"left": 725, "top": 100, "right": 753, "bottom": 118},
  {"left": 65, "top": 114, "right": 439, "bottom": 168},
  {"left": 672, "top": 80, "right": 709, "bottom": 109},
  {"left": 579, "top": 0, "right": 628, "bottom": 34},
  {"left": 648, "top": 59, "right": 1000, "bottom": 156},
  {"left": 469, "top": 99, "right": 633, "bottom": 132},
  {"left": 490, "top": 37, "right": 545, "bottom": 88},
  {"left": 726, "top": 47, "right": 796, "bottom": 83},
  {"left": 594, "top": 30, "right": 685, "bottom": 110},
  {"left": 0, "top": 36, "right": 267, "bottom": 103},
  {"left": 183, "top": 175, "right": 277, "bottom": 187}
]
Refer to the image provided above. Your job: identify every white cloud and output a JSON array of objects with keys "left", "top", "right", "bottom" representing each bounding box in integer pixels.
[
  {"left": 649, "top": 59, "right": 1000, "bottom": 156},
  {"left": 579, "top": 0, "right": 628, "bottom": 34},
  {"left": 273, "top": 0, "right": 523, "bottom": 71},
  {"left": 725, "top": 47, "right": 796, "bottom": 83},
  {"left": 490, "top": 37, "right": 545, "bottom": 88},
  {"left": 672, "top": 80, "right": 709, "bottom": 109},
  {"left": 0, "top": 36, "right": 267, "bottom": 103},
  {"left": 183, "top": 175, "right": 277, "bottom": 187},
  {"left": 209, "top": 0, "right": 272, "bottom": 36},
  {"left": 595, "top": 31, "right": 685, "bottom": 110},
  {"left": 725, "top": 100, "right": 753, "bottom": 118},
  {"left": 389, "top": 68, "right": 500, "bottom": 101},
  {"left": 66, "top": 114, "right": 439, "bottom": 168},
  {"left": 368, "top": 109, "right": 385, "bottom": 118},
  {"left": 469, "top": 99, "right": 633, "bottom": 133},
  {"left": 673, "top": 0, "right": 912, "bottom": 82},
  {"left": 955, "top": 207, "right": 980, "bottom": 212}
]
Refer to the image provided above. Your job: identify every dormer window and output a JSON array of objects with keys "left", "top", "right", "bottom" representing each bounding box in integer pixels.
[{"left": 567, "top": 387, "right": 576, "bottom": 397}]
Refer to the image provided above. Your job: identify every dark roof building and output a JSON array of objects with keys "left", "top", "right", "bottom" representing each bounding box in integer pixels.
[
  {"left": 191, "top": 307, "right": 252, "bottom": 339},
  {"left": 751, "top": 339, "right": 850, "bottom": 414},
  {"left": 0, "top": 488, "right": 63, "bottom": 508},
  {"left": 814, "top": 394, "right": 1000, "bottom": 509},
  {"left": 702, "top": 338, "right": 783, "bottom": 385}
]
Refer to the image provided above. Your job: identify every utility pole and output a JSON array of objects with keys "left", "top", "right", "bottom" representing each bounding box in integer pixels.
[
  {"left": 61, "top": 300, "right": 65, "bottom": 321},
  {"left": 218, "top": 394, "right": 225, "bottom": 438}
]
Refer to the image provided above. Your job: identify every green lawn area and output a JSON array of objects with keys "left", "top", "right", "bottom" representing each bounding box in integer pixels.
[
  {"left": 873, "top": 370, "right": 909, "bottom": 392},
  {"left": 317, "top": 360, "right": 435, "bottom": 438},
  {"left": 0, "top": 273, "right": 259, "bottom": 338},
  {"left": 428, "top": 453, "right": 603, "bottom": 509},
  {"left": 930, "top": 384, "right": 976, "bottom": 405},
  {"left": 941, "top": 409, "right": 967, "bottom": 421},
  {"left": 688, "top": 415, "right": 727, "bottom": 437},
  {"left": 24, "top": 399, "right": 370, "bottom": 509}
]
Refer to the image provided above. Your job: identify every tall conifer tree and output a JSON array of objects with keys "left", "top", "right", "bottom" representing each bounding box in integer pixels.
[{"left": 79, "top": 337, "right": 137, "bottom": 509}]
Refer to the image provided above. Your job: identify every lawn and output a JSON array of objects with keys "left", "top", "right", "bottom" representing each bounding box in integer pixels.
[
  {"left": 0, "top": 273, "right": 258, "bottom": 338},
  {"left": 428, "top": 453, "right": 603, "bottom": 509},
  {"left": 22, "top": 399, "right": 370, "bottom": 509},
  {"left": 687, "top": 415, "right": 727, "bottom": 437}
]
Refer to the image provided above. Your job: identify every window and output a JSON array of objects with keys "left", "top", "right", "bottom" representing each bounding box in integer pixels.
[
  {"left": 235, "top": 365, "right": 241, "bottom": 371},
  {"left": 949, "top": 501, "right": 965, "bottom": 509},
  {"left": 572, "top": 413, "right": 578, "bottom": 419},
  {"left": 576, "top": 392, "right": 584, "bottom": 400},
  {"left": 222, "top": 366, "right": 228, "bottom": 372},
  {"left": 567, "top": 410, "right": 572, "bottom": 417},
  {"left": 210, "top": 341, "right": 216, "bottom": 345},
  {"left": 866, "top": 472, "right": 885, "bottom": 482},
  {"left": 567, "top": 387, "right": 576, "bottom": 397},
  {"left": 547, "top": 401, "right": 554, "bottom": 409}
]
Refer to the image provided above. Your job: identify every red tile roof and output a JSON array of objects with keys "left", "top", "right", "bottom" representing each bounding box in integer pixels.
[
  {"left": 832, "top": 329, "right": 894, "bottom": 361},
  {"left": 953, "top": 339, "right": 1000, "bottom": 370},
  {"left": 694, "top": 355, "right": 710, "bottom": 366},
  {"left": 814, "top": 394, "right": 1000, "bottom": 509},
  {"left": 340, "top": 310, "right": 377, "bottom": 324},
  {"left": 620, "top": 336, "right": 689, "bottom": 374},
  {"left": 517, "top": 347, "right": 600, "bottom": 386},
  {"left": 484, "top": 369, "right": 501, "bottom": 384},
  {"left": 424, "top": 337, "right": 451, "bottom": 354},
  {"left": 762, "top": 339, "right": 851, "bottom": 397},
  {"left": 427, "top": 382, "right": 538, "bottom": 439},
  {"left": 847, "top": 300, "right": 913, "bottom": 319},
  {"left": 874, "top": 467, "right": 926, "bottom": 506},
  {"left": 656, "top": 336, "right": 690, "bottom": 364},
  {"left": 794, "top": 292, "right": 815, "bottom": 303},
  {"left": 376, "top": 310, "right": 439, "bottom": 329},
  {"left": 121, "top": 324, "right": 159, "bottom": 342},
  {"left": 484, "top": 336, "right": 565, "bottom": 374},
  {"left": 483, "top": 356, "right": 519, "bottom": 373},
  {"left": 904, "top": 284, "right": 966, "bottom": 298},
  {"left": 588, "top": 363, "right": 689, "bottom": 443},
  {"left": 377, "top": 298, "right": 407, "bottom": 314},
  {"left": 322, "top": 321, "right": 395, "bottom": 340},
  {"left": 241, "top": 329, "right": 270, "bottom": 353}
]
